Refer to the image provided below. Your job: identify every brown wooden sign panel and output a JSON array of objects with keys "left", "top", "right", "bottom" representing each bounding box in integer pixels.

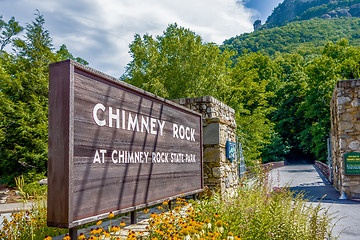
[{"left": 48, "top": 60, "right": 203, "bottom": 228}]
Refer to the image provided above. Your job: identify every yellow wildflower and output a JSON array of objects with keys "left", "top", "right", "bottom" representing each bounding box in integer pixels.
[
  {"left": 111, "top": 226, "right": 120, "bottom": 232},
  {"left": 77, "top": 233, "right": 86, "bottom": 240},
  {"left": 180, "top": 228, "right": 190, "bottom": 235},
  {"left": 120, "top": 221, "right": 126, "bottom": 227},
  {"left": 108, "top": 212, "right": 115, "bottom": 218},
  {"left": 62, "top": 235, "right": 71, "bottom": 240},
  {"left": 143, "top": 208, "right": 149, "bottom": 214},
  {"left": 96, "top": 220, "right": 102, "bottom": 226}
]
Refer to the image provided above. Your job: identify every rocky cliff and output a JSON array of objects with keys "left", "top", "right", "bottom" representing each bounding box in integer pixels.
[
  {"left": 266, "top": 0, "right": 329, "bottom": 26},
  {"left": 256, "top": 0, "right": 360, "bottom": 30}
]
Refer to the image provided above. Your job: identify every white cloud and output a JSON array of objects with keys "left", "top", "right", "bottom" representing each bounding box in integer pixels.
[{"left": 1, "top": 0, "right": 255, "bottom": 77}]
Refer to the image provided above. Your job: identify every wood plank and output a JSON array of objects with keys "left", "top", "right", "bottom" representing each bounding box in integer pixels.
[{"left": 48, "top": 60, "right": 203, "bottom": 228}]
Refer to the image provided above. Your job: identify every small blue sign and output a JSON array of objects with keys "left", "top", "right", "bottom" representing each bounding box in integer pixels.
[{"left": 226, "top": 141, "right": 236, "bottom": 162}]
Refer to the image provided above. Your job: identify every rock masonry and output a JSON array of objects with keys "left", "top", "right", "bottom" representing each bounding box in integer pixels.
[
  {"left": 172, "top": 96, "right": 239, "bottom": 196},
  {"left": 331, "top": 79, "right": 360, "bottom": 199}
]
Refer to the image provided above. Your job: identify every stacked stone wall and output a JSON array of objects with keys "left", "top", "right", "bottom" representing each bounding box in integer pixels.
[
  {"left": 172, "top": 96, "right": 238, "bottom": 196},
  {"left": 331, "top": 79, "right": 360, "bottom": 199}
]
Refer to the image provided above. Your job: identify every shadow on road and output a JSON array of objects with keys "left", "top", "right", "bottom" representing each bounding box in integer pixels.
[
  {"left": 288, "top": 166, "right": 360, "bottom": 205},
  {"left": 273, "top": 164, "right": 360, "bottom": 239}
]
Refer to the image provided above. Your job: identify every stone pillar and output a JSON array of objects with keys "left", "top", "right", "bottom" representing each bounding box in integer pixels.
[
  {"left": 172, "top": 96, "right": 238, "bottom": 196},
  {"left": 331, "top": 79, "right": 360, "bottom": 199}
]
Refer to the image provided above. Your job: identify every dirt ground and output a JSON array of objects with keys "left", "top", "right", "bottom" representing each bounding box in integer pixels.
[{"left": 0, "top": 184, "right": 23, "bottom": 203}]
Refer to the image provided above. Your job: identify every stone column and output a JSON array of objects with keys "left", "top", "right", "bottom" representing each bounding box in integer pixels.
[
  {"left": 172, "top": 96, "right": 239, "bottom": 196},
  {"left": 331, "top": 79, "right": 360, "bottom": 199}
]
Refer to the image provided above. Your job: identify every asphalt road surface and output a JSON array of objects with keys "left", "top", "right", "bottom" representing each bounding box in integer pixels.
[{"left": 270, "top": 164, "right": 360, "bottom": 240}]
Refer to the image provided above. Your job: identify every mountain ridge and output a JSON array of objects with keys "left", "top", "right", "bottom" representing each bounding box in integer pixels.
[{"left": 255, "top": 0, "right": 360, "bottom": 30}]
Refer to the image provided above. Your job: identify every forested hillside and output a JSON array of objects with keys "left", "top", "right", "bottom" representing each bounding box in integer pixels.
[
  {"left": 220, "top": 0, "right": 360, "bottom": 164},
  {"left": 222, "top": 18, "right": 360, "bottom": 56}
]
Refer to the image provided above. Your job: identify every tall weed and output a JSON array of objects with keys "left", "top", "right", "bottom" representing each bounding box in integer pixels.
[
  {"left": 0, "top": 200, "right": 67, "bottom": 239},
  {"left": 147, "top": 166, "right": 336, "bottom": 239}
]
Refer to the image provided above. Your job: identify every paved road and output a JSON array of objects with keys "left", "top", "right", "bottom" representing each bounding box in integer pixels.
[{"left": 270, "top": 164, "right": 360, "bottom": 240}]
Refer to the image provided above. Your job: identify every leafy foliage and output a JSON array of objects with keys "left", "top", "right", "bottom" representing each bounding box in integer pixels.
[
  {"left": 122, "top": 24, "right": 276, "bottom": 163},
  {"left": 148, "top": 169, "right": 336, "bottom": 239},
  {"left": 123, "top": 23, "right": 233, "bottom": 100},
  {"left": 222, "top": 3, "right": 360, "bottom": 162},
  {"left": 263, "top": 39, "right": 360, "bottom": 162},
  {"left": 226, "top": 53, "right": 276, "bottom": 161},
  {"left": 301, "top": 39, "right": 360, "bottom": 160},
  {"left": 2, "top": 6, "right": 360, "bottom": 173},
  {"left": 0, "top": 12, "right": 51, "bottom": 176},
  {"left": 0, "top": 15, "right": 23, "bottom": 50},
  {"left": 0, "top": 13, "right": 87, "bottom": 178}
]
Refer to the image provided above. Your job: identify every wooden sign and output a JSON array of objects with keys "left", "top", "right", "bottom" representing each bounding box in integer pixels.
[
  {"left": 344, "top": 152, "right": 360, "bottom": 175},
  {"left": 47, "top": 60, "right": 203, "bottom": 228}
]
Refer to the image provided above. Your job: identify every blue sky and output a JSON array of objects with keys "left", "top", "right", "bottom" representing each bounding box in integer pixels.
[
  {"left": 245, "top": 0, "right": 283, "bottom": 22},
  {"left": 1, "top": 0, "right": 283, "bottom": 77}
]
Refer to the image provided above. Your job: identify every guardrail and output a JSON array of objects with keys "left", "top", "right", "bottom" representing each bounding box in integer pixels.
[
  {"left": 245, "top": 161, "right": 285, "bottom": 179},
  {"left": 314, "top": 161, "right": 331, "bottom": 181}
]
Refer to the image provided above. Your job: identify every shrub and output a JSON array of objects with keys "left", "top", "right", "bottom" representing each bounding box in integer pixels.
[
  {"left": 15, "top": 173, "right": 47, "bottom": 200},
  {"left": 0, "top": 200, "right": 67, "bottom": 239},
  {"left": 147, "top": 168, "right": 336, "bottom": 239}
]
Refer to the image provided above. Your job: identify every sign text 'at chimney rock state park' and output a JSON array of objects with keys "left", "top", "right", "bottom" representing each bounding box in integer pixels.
[{"left": 47, "top": 60, "right": 203, "bottom": 228}]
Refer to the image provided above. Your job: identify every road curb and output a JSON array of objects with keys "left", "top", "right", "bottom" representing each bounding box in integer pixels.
[{"left": 0, "top": 202, "right": 32, "bottom": 214}]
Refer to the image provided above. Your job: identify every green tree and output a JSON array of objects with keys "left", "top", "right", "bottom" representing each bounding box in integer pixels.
[
  {"left": 0, "top": 12, "right": 87, "bottom": 178},
  {"left": 123, "top": 23, "right": 233, "bottom": 100},
  {"left": 226, "top": 53, "right": 277, "bottom": 162},
  {"left": 301, "top": 39, "right": 360, "bottom": 161},
  {"left": 269, "top": 54, "right": 309, "bottom": 155},
  {"left": 56, "top": 44, "right": 88, "bottom": 65},
  {"left": 123, "top": 24, "right": 276, "bottom": 164},
  {"left": 0, "top": 12, "right": 54, "bottom": 176},
  {"left": 0, "top": 15, "right": 23, "bottom": 50}
]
